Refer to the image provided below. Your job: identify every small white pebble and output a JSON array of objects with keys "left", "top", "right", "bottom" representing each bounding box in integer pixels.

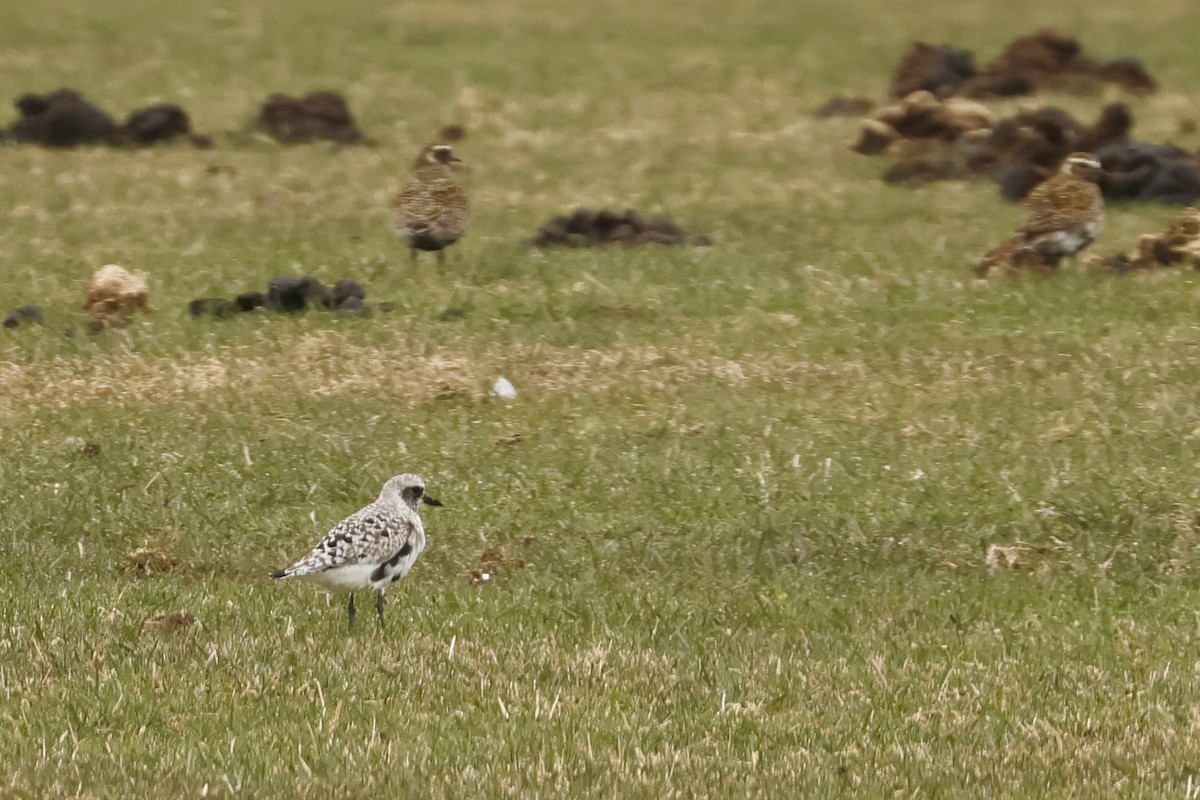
[{"left": 492, "top": 377, "right": 517, "bottom": 400}]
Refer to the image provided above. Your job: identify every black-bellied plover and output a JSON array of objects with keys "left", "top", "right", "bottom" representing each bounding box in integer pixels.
[
  {"left": 393, "top": 142, "right": 469, "bottom": 266},
  {"left": 271, "top": 474, "right": 442, "bottom": 627}
]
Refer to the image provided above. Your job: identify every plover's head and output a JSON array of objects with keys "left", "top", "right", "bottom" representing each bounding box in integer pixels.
[
  {"left": 1062, "top": 152, "right": 1102, "bottom": 180},
  {"left": 413, "top": 143, "right": 463, "bottom": 170},
  {"left": 380, "top": 473, "right": 443, "bottom": 511}
]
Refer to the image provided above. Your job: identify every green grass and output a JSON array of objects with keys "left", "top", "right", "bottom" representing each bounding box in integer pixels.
[{"left": 5, "top": 0, "right": 1200, "bottom": 796}]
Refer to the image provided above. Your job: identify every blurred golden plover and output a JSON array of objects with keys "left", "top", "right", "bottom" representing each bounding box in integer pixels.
[
  {"left": 978, "top": 152, "right": 1105, "bottom": 275},
  {"left": 271, "top": 474, "right": 441, "bottom": 626},
  {"left": 393, "top": 142, "right": 468, "bottom": 265}
]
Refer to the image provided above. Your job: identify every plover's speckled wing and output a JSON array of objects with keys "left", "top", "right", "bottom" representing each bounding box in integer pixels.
[
  {"left": 394, "top": 178, "right": 467, "bottom": 243},
  {"left": 274, "top": 504, "right": 419, "bottom": 581},
  {"left": 1019, "top": 173, "right": 1103, "bottom": 238}
]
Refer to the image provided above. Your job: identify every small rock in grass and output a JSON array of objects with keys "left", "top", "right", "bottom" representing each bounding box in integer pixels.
[{"left": 492, "top": 376, "right": 517, "bottom": 400}]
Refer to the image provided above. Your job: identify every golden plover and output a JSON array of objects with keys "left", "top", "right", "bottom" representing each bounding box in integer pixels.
[
  {"left": 271, "top": 474, "right": 441, "bottom": 626},
  {"left": 393, "top": 143, "right": 468, "bottom": 266},
  {"left": 978, "top": 152, "right": 1105, "bottom": 275}
]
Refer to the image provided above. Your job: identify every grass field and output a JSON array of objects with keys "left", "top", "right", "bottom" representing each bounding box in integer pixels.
[{"left": 4, "top": 0, "right": 1200, "bottom": 796}]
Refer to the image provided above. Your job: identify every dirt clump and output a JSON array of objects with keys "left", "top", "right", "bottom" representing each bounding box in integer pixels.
[
  {"left": 8, "top": 89, "right": 207, "bottom": 147},
  {"left": 857, "top": 97, "right": 1200, "bottom": 205},
  {"left": 530, "top": 208, "right": 710, "bottom": 247},
  {"left": 190, "top": 278, "right": 376, "bottom": 319},
  {"left": 83, "top": 264, "right": 150, "bottom": 325},
  {"left": 10, "top": 89, "right": 117, "bottom": 147},
  {"left": 1091, "top": 208, "right": 1200, "bottom": 273},
  {"left": 888, "top": 29, "right": 1157, "bottom": 101},
  {"left": 890, "top": 43, "right": 978, "bottom": 99},
  {"left": 3, "top": 304, "right": 44, "bottom": 329},
  {"left": 256, "top": 91, "right": 365, "bottom": 144}
]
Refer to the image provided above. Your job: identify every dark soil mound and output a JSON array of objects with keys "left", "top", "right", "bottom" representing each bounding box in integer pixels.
[
  {"left": 3, "top": 305, "right": 44, "bottom": 328},
  {"left": 10, "top": 89, "right": 117, "bottom": 147},
  {"left": 1096, "top": 142, "right": 1200, "bottom": 205},
  {"left": 257, "top": 91, "right": 365, "bottom": 144},
  {"left": 530, "top": 208, "right": 710, "bottom": 247},
  {"left": 190, "top": 279, "right": 374, "bottom": 319},
  {"left": 267, "top": 277, "right": 333, "bottom": 312},
  {"left": 888, "top": 30, "right": 1157, "bottom": 101},
  {"left": 890, "top": 43, "right": 977, "bottom": 99},
  {"left": 118, "top": 103, "right": 201, "bottom": 146},
  {"left": 858, "top": 96, "right": 1199, "bottom": 205},
  {"left": 8, "top": 89, "right": 207, "bottom": 148},
  {"left": 967, "top": 29, "right": 1156, "bottom": 97}
]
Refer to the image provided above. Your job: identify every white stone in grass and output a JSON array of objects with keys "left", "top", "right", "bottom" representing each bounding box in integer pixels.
[{"left": 492, "top": 376, "right": 517, "bottom": 400}]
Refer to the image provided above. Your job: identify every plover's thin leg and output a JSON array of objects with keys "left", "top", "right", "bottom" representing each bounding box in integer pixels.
[
  {"left": 436, "top": 250, "right": 445, "bottom": 267},
  {"left": 375, "top": 590, "right": 386, "bottom": 625},
  {"left": 409, "top": 248, "right": 418, "bottom": 264},
  {"left": 347, "top": 593, "right": 357, "bottom": 628}
]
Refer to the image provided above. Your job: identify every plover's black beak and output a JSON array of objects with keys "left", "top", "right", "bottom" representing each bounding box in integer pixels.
[{"left": 423, "top": 495, "right": 443, "bottom": 507}]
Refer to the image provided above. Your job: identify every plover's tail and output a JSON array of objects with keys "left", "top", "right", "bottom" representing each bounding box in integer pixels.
[{"left": 271, "top": 557, "right": 322, "bottom": 580}]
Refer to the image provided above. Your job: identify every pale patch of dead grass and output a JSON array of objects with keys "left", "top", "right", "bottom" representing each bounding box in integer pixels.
[
  {"left": 142, "top": 609, "right": 197, "bottom": 634},
  {"left": 0, "top": 330, "right": 860, "bottom": 414}
]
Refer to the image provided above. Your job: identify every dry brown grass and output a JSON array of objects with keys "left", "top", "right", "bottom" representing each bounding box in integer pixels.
[{"left": 0, "top": 329, "right": 863, "bottom": 412}]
